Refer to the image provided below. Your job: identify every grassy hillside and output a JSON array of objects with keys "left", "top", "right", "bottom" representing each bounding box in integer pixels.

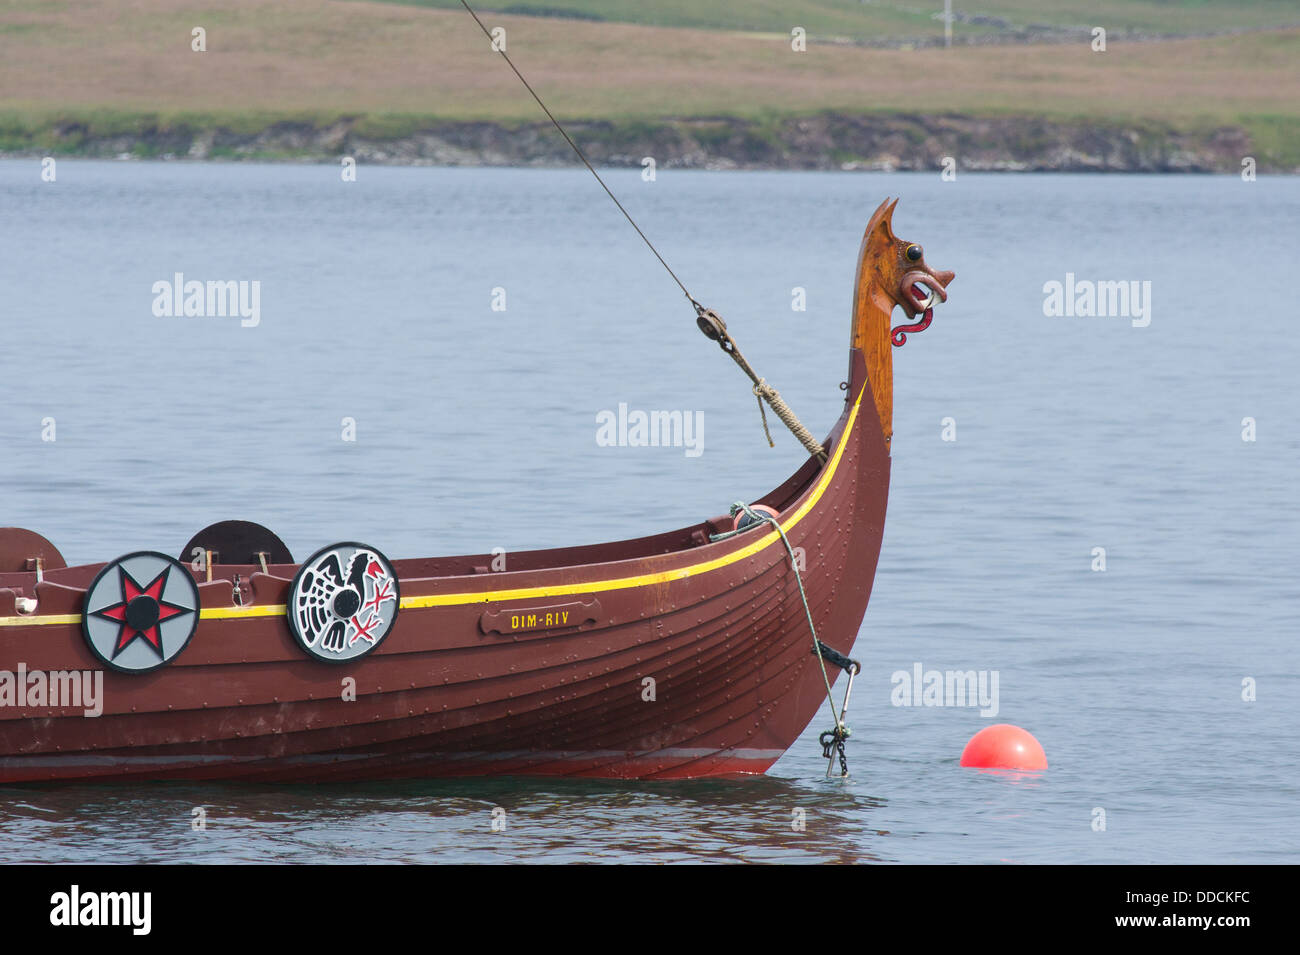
[
  {"left": 1, "top": 0, "right": 1297, "bottom": 167},
  {"left": 380, "top": 0, "right": 1300, "bottom": 40}
]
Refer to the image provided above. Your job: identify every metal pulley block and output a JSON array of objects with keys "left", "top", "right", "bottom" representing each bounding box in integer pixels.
[{"left": 695, "top": 307, "right": 728, "bottom": 343}]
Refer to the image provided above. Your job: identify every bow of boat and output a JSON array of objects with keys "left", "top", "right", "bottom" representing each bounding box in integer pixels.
[{"left": 0, "top": 198, "right": 954, "bottom": 783}]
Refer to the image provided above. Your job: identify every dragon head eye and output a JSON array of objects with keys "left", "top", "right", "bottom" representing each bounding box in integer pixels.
[{"left": 905, "top": 244, "right": 923, "bottom": 262}]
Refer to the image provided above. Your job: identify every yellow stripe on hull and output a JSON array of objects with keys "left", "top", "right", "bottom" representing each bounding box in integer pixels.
[{"left": 0, "top": 390, "right": 862, "bottom": 628}]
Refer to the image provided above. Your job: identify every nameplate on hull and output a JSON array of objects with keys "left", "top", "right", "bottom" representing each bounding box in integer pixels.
[{"left": 480, "top": 599, "right": 601, "bottom": 636}]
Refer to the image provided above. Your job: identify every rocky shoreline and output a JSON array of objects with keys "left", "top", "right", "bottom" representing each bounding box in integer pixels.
[{"left": 2, "top": 112, "right": 1286, "bottom": 173}]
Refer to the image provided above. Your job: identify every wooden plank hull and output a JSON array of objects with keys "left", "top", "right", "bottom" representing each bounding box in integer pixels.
[{"left": 0, "top": 354, "right": 889, "bottom": 782}]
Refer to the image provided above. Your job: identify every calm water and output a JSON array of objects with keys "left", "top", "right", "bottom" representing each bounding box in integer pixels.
[{"left": 0, "top": 161, "right": 1297, "bottom": 863}]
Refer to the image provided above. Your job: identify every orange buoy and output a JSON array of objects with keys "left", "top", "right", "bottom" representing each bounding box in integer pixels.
[
  {"left": 732, "top": 504, "right": 780, "bottom": 532},
  {"left": 960, "top": 724, "right": 1047, "bottom": 770}
]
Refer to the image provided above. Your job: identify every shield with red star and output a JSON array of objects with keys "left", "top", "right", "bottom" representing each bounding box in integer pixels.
[{"left": 81, "top": 551, "right": 200, "bottom": 673}]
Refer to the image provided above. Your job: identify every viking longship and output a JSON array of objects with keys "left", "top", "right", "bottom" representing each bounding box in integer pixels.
[{"left": 0, "top": 197, "right": 951, "bottom": 783}]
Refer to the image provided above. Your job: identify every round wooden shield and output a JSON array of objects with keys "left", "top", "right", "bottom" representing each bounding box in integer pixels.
[
  {"left": 0, "top": 527, "right": 67, "bottom": 573},
  {"left": 82, "top": 552, "right": 200, "bottom": 673},
  {"left": 180, "top": 520, "right": 294, "bottom": 567},
  {"left": 288, "top": 543, "right": 400, "bottom": 664}
]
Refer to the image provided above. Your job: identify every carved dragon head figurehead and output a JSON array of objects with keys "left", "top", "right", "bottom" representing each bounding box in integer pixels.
[
  {"left": 851, "top": 198, "right": 956, "bottom": 446},
  {"left": 860, "top": 198, "right": 955, "bottom": 347}
]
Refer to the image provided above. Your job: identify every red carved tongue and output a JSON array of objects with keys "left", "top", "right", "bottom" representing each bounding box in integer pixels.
[{"left": 910, "top": 283, "right": 927, "bottom": 302}]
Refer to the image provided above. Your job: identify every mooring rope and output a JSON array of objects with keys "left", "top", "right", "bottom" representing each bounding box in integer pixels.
[
  {"left": 458, "top": 0, "right": 697, "bottom": 309},
  {"left": 695, "top": 309, "right": 828, "bottom": 462},
  {"left": 754, "top": 381, "right": 825, "bottom": 459},
  {"left": 459, "top": 1, "right": 826, "bottom": 462},
  {"left": 719, "top": 501, "right": 855, "bottom": 775}
]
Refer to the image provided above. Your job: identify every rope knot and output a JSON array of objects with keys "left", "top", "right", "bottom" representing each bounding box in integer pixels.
[{"left": 696, "top": 307, "right": 826, "bottom": 462}]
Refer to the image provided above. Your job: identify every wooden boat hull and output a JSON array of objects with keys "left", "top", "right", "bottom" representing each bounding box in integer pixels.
[
  {"left": 2, "top": 194, "right": 956, "bottom": 783},
  {"left": 0, "top": 354, "right": 888, "bottom": 783}
]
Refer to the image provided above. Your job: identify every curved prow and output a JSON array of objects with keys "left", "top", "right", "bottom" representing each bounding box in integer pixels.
[
  {"left": 849, "top": 198, "right": 955, "bottom": 450},
  {"left": 850, "top": 198, "right": 902, "bottom": 448}
]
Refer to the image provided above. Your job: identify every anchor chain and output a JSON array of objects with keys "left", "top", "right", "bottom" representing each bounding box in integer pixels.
[
  {"left": 820, "top": 727, "right": 850, "bottom": 778},
  {"left": 814, "top": 643, "right": 860, "bottom": 779}
]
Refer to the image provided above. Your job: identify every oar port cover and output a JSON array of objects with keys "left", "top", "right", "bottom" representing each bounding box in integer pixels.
[
  {"left": 81, "top": 552, "right": 200, "bottom": 673},
  {"left": 288, "top": 543, "right": 400, "bottom": 664}
]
